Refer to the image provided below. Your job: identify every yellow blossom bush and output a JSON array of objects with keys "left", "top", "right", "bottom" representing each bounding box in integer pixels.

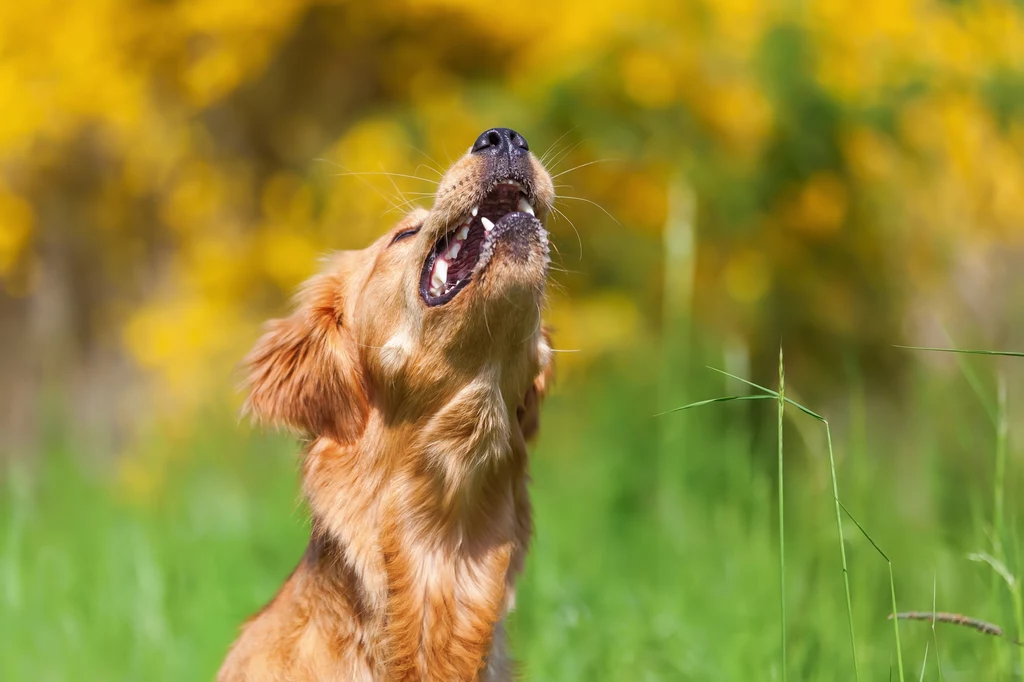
[{"left": 0, "top": 0, "right": 1022, "bottom": 449}]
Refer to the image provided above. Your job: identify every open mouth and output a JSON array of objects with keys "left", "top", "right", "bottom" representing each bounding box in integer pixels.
[{"left": 420, "top": 180, "right": 537, "bottom": 306}]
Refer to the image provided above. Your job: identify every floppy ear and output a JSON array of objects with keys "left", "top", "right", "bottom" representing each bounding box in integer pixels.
[
  {"left": 243, "top": 266, "right": 367, "bottom": 442},
  {"left": 518, "top": 329, "right": 554, "bottom": 442}
]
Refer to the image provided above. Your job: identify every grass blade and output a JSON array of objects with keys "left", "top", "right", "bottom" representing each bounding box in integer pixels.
[
  {"left": 889, "top": 564, "right": 907, "bottom": 682},
  {"left": 896, "top": 344, "right": 999, "bottom": 422},
  {"left": 839, "top": 500, "right": 905, "bottom": 681},
  {"left": 826, "top": 422, "right": 860, "bottom": 681},
  {"left": 968, "top": 552, "right": 1016, "bottom": 589},
  {"left": 654, "top": 394, "right": 773, "bottom": 417},
  {"left": 994, "top": 376, "right": 1007, "bottom": 565},
  {"left": 932, "top": 573, "right": 945, "bottom": 682},
  {"left": 968, "top": 552, "right": 1024, "bottom": 672},
  {"left": 893, "top": 345, "right": 1024, "bottom": 358},
  {"left": 705, "top": 366, "right": 825, "bottom": 420},
  {"left": 778, "top": 347, "right": 787, "bottom": 682}
]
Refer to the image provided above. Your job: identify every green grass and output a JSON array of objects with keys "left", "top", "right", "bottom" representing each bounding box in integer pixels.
[{"left": 1, "top": 346, "right": 1023, "bottom": 680}]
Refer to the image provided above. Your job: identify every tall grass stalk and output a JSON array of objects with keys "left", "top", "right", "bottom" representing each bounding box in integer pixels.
[
  {"left": 994, "top": 375, "right": 1007, "bottom": 562},
  {"left": 1013, "top": 583, "right": 1024, "bottom": 679},
  {"left": 825, "top": 421, "right": 860, "bottom": 680},
  {"left": 663, "top": 367, "right": 863, "bottom": 680},
  {"left": 777, "top": 347, "right": 787, "bottom": 682},
  {"left": 995, "top": 375, "right": 1010, "bottom": 673},
  {"left": 899, "top": 344, "right": 1023, "bottom": 677},
  {"left": 968, "top": 552, "right": 1024, "bottom": 676}
]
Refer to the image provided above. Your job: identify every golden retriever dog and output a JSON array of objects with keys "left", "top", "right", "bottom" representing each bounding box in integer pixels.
[{"left": 218, "top": 128, "right": 555, "bottom": 682}]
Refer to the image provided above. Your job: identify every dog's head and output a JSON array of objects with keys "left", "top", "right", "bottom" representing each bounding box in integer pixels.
[{"left": 244, "top": 128, "right": 555, "bottom": 445}]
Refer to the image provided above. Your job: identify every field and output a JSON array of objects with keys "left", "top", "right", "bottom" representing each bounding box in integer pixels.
[
  {"left": 4, "top": 0, "right": 1024, "bottom": 679},
  {"left": 2, "top": 343, "right": 1022, "bottom": 681}
]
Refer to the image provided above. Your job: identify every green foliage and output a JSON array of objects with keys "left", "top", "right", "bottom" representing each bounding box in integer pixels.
[{"left": 3, "top": 347, "right": 1022, "bottom": 680}]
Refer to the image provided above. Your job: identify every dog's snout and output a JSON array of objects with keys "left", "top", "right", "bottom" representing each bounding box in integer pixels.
[{"left": 471, "top": 128, "right": 529, "bottom": 157}]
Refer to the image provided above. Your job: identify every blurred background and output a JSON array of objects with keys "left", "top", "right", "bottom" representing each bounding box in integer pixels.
[{"left": 2, "top": 0, "right": 1024, "bottom": 679}]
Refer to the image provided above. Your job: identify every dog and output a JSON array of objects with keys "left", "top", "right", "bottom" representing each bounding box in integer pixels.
[{"left": 218, "top": 128, "right": 556, "bottom": 682}]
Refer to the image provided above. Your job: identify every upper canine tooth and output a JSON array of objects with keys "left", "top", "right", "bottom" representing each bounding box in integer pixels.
[
  {"left": 481, "top": 217, "right": 495, "bottom": 231},
  {"left": 471, "top": 206, "right": 478, "bottom": 217},
  {"left": 518, "top": 197, "right": 535, "bottom": 215},
  {"left": 433, "top": 258, "right": 448, "bottom": 283}
]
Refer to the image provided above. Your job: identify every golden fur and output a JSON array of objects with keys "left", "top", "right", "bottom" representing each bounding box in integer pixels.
[{"left": 218, "top": 136, "right": 555, "bottom": 681}]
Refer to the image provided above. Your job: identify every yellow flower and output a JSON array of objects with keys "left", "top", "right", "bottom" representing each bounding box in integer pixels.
[
  {"left": 0, "top": 187, "right": 34, "bottom": 281},
  {"left": 724, "top": 249, "right": 771, "bottom": 304},
  {"left": 621, "top": 50, "right": 676, "bottom": 109},
  {"left": 783, "top": 173, "right": 849, "bottom": 236}
]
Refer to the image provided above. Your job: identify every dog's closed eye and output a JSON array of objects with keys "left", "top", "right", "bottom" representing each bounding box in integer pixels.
[{"left": 390, "top": 226, "right": 421, "bottom": 245}]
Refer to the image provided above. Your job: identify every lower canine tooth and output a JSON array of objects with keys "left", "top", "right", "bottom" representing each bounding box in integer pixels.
[
  {"left": 481, "top": 217, "right": 494, "bottom": 231},
  {"left": 518, "top": 197, "right": 535, "bottom": 215}
]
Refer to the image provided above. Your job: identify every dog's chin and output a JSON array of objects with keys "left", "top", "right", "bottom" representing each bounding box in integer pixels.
[{"left": 476, "top": 214, "right": 549, "bottom": 303}]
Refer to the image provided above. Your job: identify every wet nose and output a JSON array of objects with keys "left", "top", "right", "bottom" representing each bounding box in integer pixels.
[{"left": 471, "top": 127, "right": 530, "bottom": 157}]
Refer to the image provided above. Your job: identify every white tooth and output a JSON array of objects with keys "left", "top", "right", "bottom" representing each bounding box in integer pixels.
[
  {"left": 457, "top": 225, "right": 470, "bottom": 240},
  {"left": 447, "top": 242, "right": 461, "bottom": 259},
  {"left": 471, "top": 206, "right": 478, "bottom": 217},
  {"left": 433, "top": 258, "right": 448, "bottom": 283},
  {"left": 518, "top": 197, "right": 535, "bottom": 215},
  {"left": 481, "top": 217, "right": 494, "bottom": 231}
]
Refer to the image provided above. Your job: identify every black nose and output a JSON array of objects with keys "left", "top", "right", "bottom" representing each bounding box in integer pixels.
[{"left": 471, "top": 128, "right": 529, "bottom": 156}]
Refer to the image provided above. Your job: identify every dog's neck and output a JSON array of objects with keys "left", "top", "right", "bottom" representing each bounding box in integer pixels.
[{"left": 300, "top": 371, "right": 531, "bottom": 680}]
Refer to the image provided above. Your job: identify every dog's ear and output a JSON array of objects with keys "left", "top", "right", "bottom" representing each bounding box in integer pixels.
[
  {"left": 518, "top": 329, "right": 554, "bottom": 442},
  {"left": 243, "top": 263, "right": 367, "bottom": 442}
]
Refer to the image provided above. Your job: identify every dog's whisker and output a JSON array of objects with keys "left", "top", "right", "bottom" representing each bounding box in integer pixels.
[
  {"left": 557, "top": 194, "right": 623, "bottom": 229},
  {"left": 411, "top": 163, "right": 443, "bottom": 179},
  {"left": 328, "top": 171, "right": 439, "bottom": 185},
  {"left": 314, "top": 157, "right": 438, "bottom": 184},
  {"left": 343, "top": 171, "right": 409, "bottom": 215},
  {"left": 539, "top": 126, "right": 579, "bottom": 165},
  {"left": 549, "top": 205, "right": 583, "bottom": 262},
  {"left": 381, "top": 163, "right": 411, "bottom": 206},
  {"left": 545, "top": 139, "right": 585, "bottom": 174},
  {"left": 551, "top": 158, "right": 618, "bottom": 179},
  {"left": 403, "top": 143, "right": 446, "bottom": 176}
]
